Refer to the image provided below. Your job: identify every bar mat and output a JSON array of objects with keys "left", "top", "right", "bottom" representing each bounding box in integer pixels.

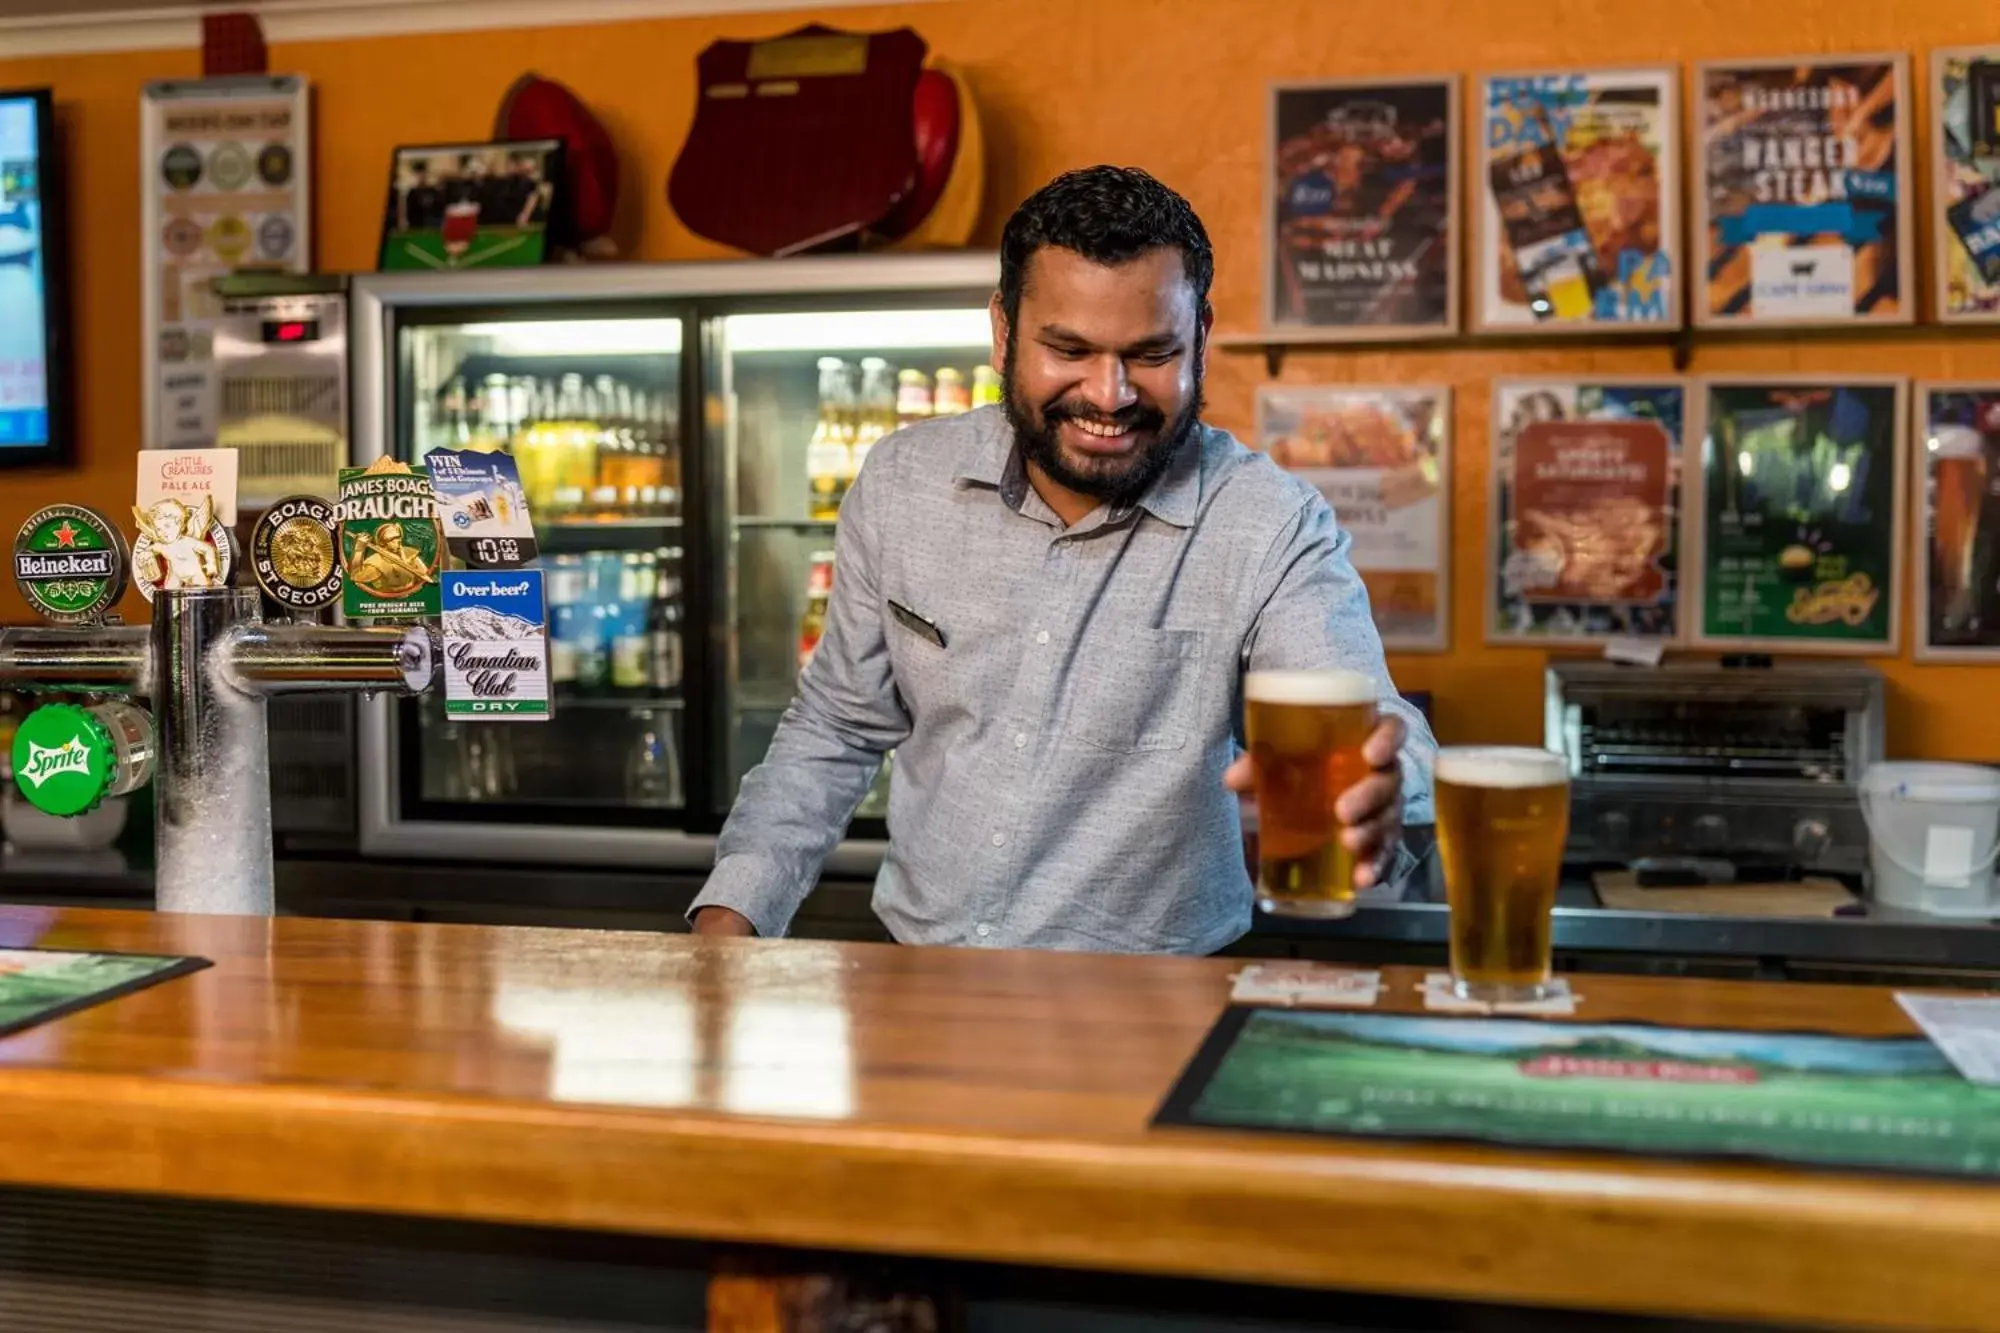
[
  {"left": 1594, "top": 871, "right": 1856, "bottom": 917},
  {"left": 0, "top": 948, "right": 209, "bottom": 1038},
  {"left": 1155, "top": 1006, "right": 2000, "bottom": 1179}
]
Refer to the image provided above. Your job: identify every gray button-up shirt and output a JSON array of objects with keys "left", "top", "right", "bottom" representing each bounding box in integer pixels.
[{"left": 693, "top": 404, "right": 1437, "bottom": 953}]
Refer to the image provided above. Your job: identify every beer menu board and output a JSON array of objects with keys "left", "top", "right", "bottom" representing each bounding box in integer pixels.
[
  {"left": 1156, "top": 1008, "right": 2000, "bottom": 1180},
  {"left": 1476, "top": 68, "right": 1678, "bottom": 331},
  {"left": 1916, "top": 386, "right": 2000, "bottom": 659},
  {"left": 1696, "top": 56, "right": 1912, "bottom": 326},
  {"left": 1489, "top": 380, "right": 1684, "bottom": 643},
  {"left": 1932, "top": 48, "right": 2000, "bottom": 322},
  {"left": 141, "top": 76, "right": 311, "bottom": 450},
  {"left": 1267, "top": 79, "right": 1457, "bottom": 336},
  {"left": 1693, "top": 378, "right": 1905, "bottom": 652},
  {"left": 1255, "top": 386, "right": 1449, "bottom": 650}
]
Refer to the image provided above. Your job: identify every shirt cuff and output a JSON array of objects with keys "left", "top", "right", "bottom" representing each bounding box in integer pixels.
[{"left": 689, "top": 854, "right": 800, "bottom": 939}]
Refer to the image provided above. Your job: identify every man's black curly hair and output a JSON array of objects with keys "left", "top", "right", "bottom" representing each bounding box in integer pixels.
[{"left": 997, "top": 166, "right": 1214, "bottom": 324}]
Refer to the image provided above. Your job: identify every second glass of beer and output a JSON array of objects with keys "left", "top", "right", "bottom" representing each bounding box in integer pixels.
[
  {"left": 1435, "top": 746, "right": 1571, "bottom": 1003},
  {"left": 1244, "top": 669, "right": 1378, "bottom": 919}
]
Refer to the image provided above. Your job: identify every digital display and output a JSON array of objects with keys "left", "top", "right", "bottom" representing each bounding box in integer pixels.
[
  {"left": 0, "top": 93, "right": 49, "bottom": 451},
  {"left": 261, "top": 318, "right": 319, "bottom": 344}
]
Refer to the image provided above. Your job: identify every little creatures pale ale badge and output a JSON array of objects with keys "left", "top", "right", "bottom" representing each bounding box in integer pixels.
[
  {"left": 131, "top": 495, "right": 234, "bottom": 601},
  {"left": 13, "top": 505, "right": 130, "bottom": 625},
  {"left": 338, "top": 456, "right": 442, "bottom": 620}
]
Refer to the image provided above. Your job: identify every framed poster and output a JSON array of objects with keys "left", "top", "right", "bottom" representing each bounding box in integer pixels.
[
  {"left": 1475, "top": 68, "right": 1679, "bottom": 332},
  {"left": 1488, "top": 379, "right": 1686, "bottom": 644},
  {"left": 1695, "top": 55, "right": 1913, "bottom": 327},
  {"left": 378, "top": 138, "right": 563, "bottom": 272},
  {"left": 1255, "top": 385, "right": 1450, "bottom": 650},
  {"left": 1689, "top": 377, "right": 1906, "bottom": 654},
  {"left": 1913, "top": 384, "right": 2000, "bottom": 660},
  {"left": 1931, "top": 48, "right": 2000, "bottom": 323},
  {"left": 1267, "top": 78, "right": 1458, "bottom": 338},
  {"left": 140, "top": 75, "right": 311, "bottom": 451}
]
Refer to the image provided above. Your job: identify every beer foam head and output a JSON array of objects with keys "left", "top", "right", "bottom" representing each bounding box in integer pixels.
[
  {"left": 1436, "top": 746, "right": 1567, "bottom": 788},
  {"left": 1243, "top": 669, "right": 1378, "bottom": 707}
]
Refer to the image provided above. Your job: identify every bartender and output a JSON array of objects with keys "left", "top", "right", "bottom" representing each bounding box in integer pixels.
[{"left": 692, "top": 166, "right": 1436, "bottom": 952}]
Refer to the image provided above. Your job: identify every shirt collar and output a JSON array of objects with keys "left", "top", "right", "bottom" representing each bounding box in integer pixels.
[{"left": 954, "top": 408, "right": 1204, "bottom": 530}]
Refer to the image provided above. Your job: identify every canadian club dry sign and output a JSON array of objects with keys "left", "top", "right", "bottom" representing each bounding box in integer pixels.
[
  {"left": 337, "top": 457, "right": 442, "bottom": 620},
  {"left": 441, "top": 569, "right": 551, "bottom": 721}
]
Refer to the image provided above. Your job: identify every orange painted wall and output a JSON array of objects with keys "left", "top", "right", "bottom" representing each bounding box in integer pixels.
[{"left": 2, "top": 0, "right": 1998, "bottom": 757}]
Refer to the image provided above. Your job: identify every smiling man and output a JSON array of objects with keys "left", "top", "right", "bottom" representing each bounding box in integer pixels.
[{"left": 692, "top": 166, "right": 1436, "bottom": 952}]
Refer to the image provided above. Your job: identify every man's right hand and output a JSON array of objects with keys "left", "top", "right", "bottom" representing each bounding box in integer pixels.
[{"left": 691, "top": 906, "right": 757, "bottom": 938}]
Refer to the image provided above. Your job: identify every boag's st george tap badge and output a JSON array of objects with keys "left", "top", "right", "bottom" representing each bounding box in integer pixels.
[
  {"left": 131, "top": 495, "right": 235, "bottom": 601},
  {"left": 338, "top": 456, "right": 443, "bottom": 620}
]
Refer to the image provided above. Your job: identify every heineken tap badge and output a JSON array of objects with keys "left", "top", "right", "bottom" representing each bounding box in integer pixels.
[
  {"left": 131, "top": 494, "right": 234, "bottom": 600},
  {"left": 13, "top": 504, "right": 130, "bottom": 624}
]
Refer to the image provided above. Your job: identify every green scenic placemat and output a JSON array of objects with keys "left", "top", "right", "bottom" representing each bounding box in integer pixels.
[
  {"left": 0, "top": 948, "right": 209, "bottom": 1038},
  {"left": 1156, "top": 1007, "right": 2000, "bottom": 1179}
]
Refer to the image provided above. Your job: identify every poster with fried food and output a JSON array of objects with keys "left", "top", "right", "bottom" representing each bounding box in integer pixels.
[
  {"left": 1696, "top": 55, "right": 1913, "bottom": 326},
  {"left": 1489, "top": 380, "right": 1685, "bottom": 644},
  {"left": 1256, "top": 385, "right": 1449, "bottom": 650},
  {"left": 1690, "top": 378, "right": 1905, "bottom": 653},
  {"left": 1476, "top": 68, "right": 1678, "bottom": 331},
  {"left": 1932, "top": 48, "right": 2000, "bottom": 323},
  {"left": 1267, "top": 79, "right": 1457, "bottom": 338}
]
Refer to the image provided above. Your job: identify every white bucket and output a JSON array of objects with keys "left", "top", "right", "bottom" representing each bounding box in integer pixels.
[{"left": 1858, "top": 762, "right": 2000, "bottom": 917}]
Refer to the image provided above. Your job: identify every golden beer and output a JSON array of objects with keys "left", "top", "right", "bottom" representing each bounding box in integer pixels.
[
  {"left": 1933, "top": 437, "right": 1988, "bottom": 629},
  {"left": 1245, "top": 669, "right": 1378, "bottom": 918},
  {"left": 1435, "top": 746, "right": 1570, "bottom": 1002}
]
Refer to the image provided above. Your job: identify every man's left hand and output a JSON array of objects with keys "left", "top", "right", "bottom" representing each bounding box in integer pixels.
[{"left": 1224, "top": 714, "right": 1407, "bottom": 890}]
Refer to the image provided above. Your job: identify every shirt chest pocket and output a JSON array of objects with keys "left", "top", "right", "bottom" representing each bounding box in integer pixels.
[{"left": 1066, "top": 627, "right": 1207, "bottom": 753}]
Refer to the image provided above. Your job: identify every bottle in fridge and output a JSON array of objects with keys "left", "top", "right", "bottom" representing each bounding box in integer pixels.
[
  {"left": 852, "top": 357, "right": 896, "bottom": 477},
  {"left": 805, "top": 357, "right": 855, "bottom": 521}
]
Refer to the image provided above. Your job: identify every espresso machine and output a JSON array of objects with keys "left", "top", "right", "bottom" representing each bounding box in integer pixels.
[{"left": 1546, "top": 660, "right": 1885, "bottom": 880}]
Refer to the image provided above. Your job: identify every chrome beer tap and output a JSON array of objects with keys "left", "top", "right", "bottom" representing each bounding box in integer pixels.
[{"left": 0, "top": 496, "right": 435, "bottom": 916}]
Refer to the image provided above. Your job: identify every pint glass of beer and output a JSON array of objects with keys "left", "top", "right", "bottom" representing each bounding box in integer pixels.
[
  {"left": 1435, "top": 746, "right": 1570, "bottom": 1003},
  {"left": 1244, "top": 669, "right": 1378, "bottom": 918}
]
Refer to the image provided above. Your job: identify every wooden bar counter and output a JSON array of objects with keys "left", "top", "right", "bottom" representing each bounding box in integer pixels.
[{"left": 0, "top": 905, "right": 1993, "bottom": 1331}]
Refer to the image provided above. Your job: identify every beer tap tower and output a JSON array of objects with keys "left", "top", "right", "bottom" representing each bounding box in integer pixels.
[{"left": 1, "top": 495, "right": 435, "bottom": 917}]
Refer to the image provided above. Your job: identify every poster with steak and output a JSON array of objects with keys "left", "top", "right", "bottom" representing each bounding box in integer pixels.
[{"left": 1697, "top": 55, "right": 1912, "bottom": 326}]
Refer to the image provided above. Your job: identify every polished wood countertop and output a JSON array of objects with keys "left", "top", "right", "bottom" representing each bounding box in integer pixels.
[{"left": 0, "top": 906, "right": 1992, "bottom": 1330}]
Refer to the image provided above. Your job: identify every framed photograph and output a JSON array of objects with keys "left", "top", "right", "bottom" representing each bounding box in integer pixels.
[
  {"left": 1688, "top": 377, "right": 1906, "bottom": 654},
  {"left": 1487, "top": 379, "right": 1687, "bottom": 645},
  {"left": 378, "top": 138, "right": 562, "bottom": 273},
  {"left": 1266, "top": 78, "right": 1458, "bottom": 339},
  {"left": 1913, "top": 384, "right": 2000, "bottom": 660},
  {"left": 1254, "top": 384, "right": 1451, "bottom": 651},
  {"left": 1474, "top": 67, "right": 1680, "bottom": 332},
  {"left": 1931, "top": 48, "right": 2000, "bottom": 323},
  {"left": 1695, "top": 55, "right": 1913, "bottom": 327}
]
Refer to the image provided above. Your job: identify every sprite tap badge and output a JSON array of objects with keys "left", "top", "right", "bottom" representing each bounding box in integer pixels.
[
  {"left": 10, "top": 701, "right": 156, "bottom": 817},
  {"left": 13, "top": 505, "right": 130, "bottom": 625},
  {"left": 338, "top": 456, "right": 443, "bottom": 620}
]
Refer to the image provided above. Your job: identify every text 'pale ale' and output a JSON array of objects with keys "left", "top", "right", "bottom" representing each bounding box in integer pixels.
[
  {"left": 1245, "top": 669, "right": 1377, "bottom": 918},
  {"left": 1435, "top": 746, "right": 1570, "bottom": 1002}
]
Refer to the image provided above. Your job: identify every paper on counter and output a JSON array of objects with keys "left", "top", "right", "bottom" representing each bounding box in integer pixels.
[
  {"left": 1896, "top": 992, "right": 2000, "bottom": 1085},
  {"left": 1230, "top": 963, "right": 1379, "bottom": 1008},
  {"left": 1422, "top": 972, "right": 1578, "bottom": 1016}
]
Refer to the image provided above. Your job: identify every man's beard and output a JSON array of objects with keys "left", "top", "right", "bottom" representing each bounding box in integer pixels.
[{"left": 1002, "top": 330, "right": 1204, "bottom": 508}]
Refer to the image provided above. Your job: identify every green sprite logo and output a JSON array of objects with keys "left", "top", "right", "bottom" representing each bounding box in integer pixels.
[{"left": 10, "top": 704, "right": 112, "bottom": 817}]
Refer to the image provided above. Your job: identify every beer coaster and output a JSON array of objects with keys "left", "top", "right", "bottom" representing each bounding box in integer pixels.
[
  {"left": 1230, "top": 963, "right": 1380, "bottom": 1008},
  {"left": 1420, "top": 973, "right": 1577, "bottom": 1016}
]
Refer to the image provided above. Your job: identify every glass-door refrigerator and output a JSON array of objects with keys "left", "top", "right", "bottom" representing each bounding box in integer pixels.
[{"left": 351, "top": 254, "right": 999, "bottom": 872}]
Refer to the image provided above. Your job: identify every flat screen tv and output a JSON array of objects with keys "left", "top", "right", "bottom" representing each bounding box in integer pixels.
[{"left": 0, "top": 88, "right": 69, "bottom": 469}]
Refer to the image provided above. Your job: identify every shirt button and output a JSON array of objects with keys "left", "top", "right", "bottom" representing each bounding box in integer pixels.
[
  {"left": 976, "top": 923, "right": 992, "bottom": 938},
  {"left": 991, "top": 832, "right": 1006, "bottom": 847},
  {"left": 1035, "top": 629, "right": 1050, "bottom": 645},
  {"left": 1014, "top": 732, "right": 1028, "bottom": 749}
]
